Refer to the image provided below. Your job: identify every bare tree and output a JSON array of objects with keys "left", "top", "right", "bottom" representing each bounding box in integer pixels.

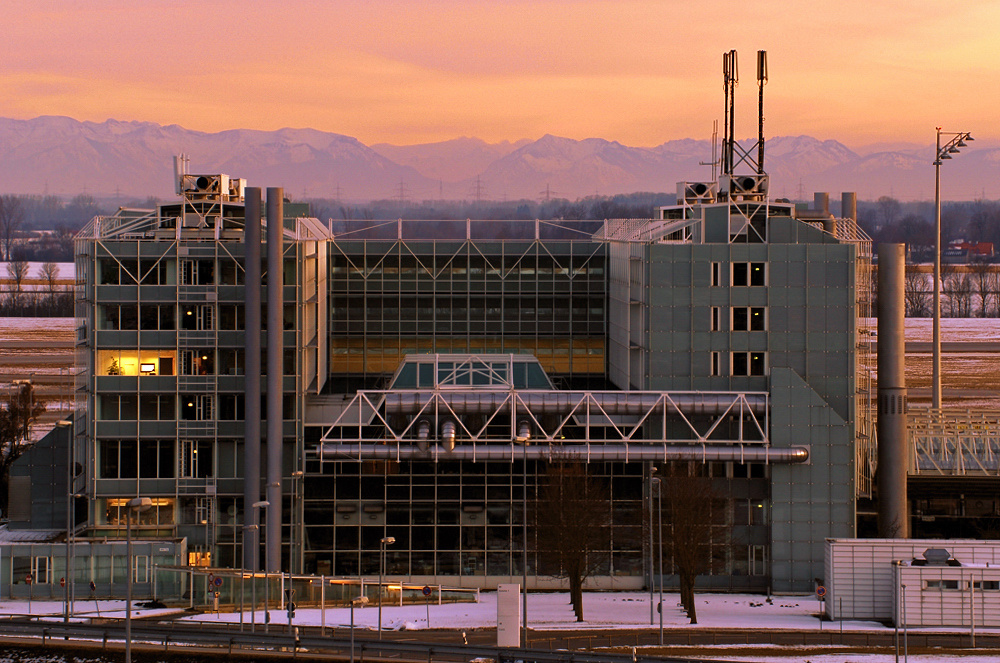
[
  {"left": 658, "top": 463, "right": 725, "bottom": 624},
  {"left": 0, "top": 382, "right": 46, "bottom": 518},
  {"left": 5, "top": 259, "right": 30, "bottom": 306},
  {"left": 968, "top": 259, "right": 996, "bottom": 317},
  {"left": 0, "top": 195, "right": 25, "bottom": 262},
  {"left": 876, "top": 196, "right": 901, "bottom": 232},
  {"left": 533, "top": 460, "right": 611, "bottom": 621},
  {"left": 904, "top": 268, "right": 932, "bottom": 317},
  {"left": 943, "top": 271, "right": 973, "bottom": 318},
  {"left": 40, "top": 262, "right": 60, "bottom": 302}
]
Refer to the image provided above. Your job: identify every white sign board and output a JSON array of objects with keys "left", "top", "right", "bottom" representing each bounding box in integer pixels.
[{"left": 496, "top": 583, "right": 521, "bottom": 647}]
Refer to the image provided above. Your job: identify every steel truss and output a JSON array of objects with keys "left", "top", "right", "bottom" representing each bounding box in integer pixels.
[
  {"left": 910, "top": 409, "right": 1000, "bottom": 476},
  {"left": 316, "top": 388, "right": 794, "bottom": 463}
]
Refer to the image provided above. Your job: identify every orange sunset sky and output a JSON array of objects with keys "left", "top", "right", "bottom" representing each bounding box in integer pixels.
[{"left": 3, "top": 0, "right": 996, "bottom": 149}]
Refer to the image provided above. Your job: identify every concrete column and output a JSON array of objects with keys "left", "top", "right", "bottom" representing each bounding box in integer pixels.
[
  {"left": 877, "top": 243, "right": 909, "bottom": 538},
  {"left": 266, "top": 187, "right": 284, "bottom": 572},
  {"left": 243, "top": 188, "right": 262, "bottom": 569}
]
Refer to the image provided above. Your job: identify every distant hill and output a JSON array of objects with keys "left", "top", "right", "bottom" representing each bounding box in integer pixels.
[{"left": 0, "top": 116, "right": 996, "bottom": 202}]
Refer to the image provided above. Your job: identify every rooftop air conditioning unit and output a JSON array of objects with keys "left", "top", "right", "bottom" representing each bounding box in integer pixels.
[
  {"left": 726, "top": 174, "right": 769, "bottom": 198},
  {"left": 677, "top": 181, "right": 718, "bottom": 204},
  {"left": 178, "top": 174, "right": 230, "bottom": 198},
  {"left": 227, "top": 178, "right": 246, "bottom": 201}
]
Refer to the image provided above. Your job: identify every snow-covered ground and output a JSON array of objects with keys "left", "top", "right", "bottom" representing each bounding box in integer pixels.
[
  {"left": 3, "top": 592, "right": 998, "bottom": 662},
  {"left": 0, "top": 262, "right": 75, "bottom": 282}
]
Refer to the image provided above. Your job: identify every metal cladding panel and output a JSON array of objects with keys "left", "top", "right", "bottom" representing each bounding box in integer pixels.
[{"left": 826, "top": 539, "right": 1000, "bottom": 621}]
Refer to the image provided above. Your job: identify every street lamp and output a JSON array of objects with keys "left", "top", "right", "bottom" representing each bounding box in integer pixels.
[
  {"left": 58, "top": 419, "right": 73, "bottom": 625},
  {"left": 249, "top": 500, "right": 269, "bottom": 632},
  {"left": 651, "top": 475, "right": 663, "bottom": 644},
  {"left": 647, "top": 465, "right": 657, "bottom": 625},
  {"left": 933, "top": 128, "right": 974, "bottom": 409},
  {"left": 290, "top": 470, "right": 303, "bottom": 574},
  {"left": 378, "top": 536, "right": 395, "bottom": 640},
  {"left": 350, "top": 595, "right": 369, "bottom": 663},
  {"left": 125, "top": 496, "right": 152, "bottom": 663}
]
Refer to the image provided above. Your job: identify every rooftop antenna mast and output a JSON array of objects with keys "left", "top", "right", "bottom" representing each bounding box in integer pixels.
[
  {"left": 699, "top": 120, "right": 720, "bottom": 180},
  {"left": 722, "top": 50, "right": 738, "bottom": 180},
  {"left": 757, "top": 50, "right": 767, "bottom": 175}
]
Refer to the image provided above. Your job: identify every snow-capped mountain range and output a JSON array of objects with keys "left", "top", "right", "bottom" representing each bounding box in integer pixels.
[{"left": 0, "top": 116, "right": 995, "bottom": 202}]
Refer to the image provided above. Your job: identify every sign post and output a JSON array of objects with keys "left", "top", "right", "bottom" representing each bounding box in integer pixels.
[
  {"left": 423, "top": 585, "right": 432, "bottom": 628},
  {"left": 816, "top": 585, "right": 827, "bottom": 629}
]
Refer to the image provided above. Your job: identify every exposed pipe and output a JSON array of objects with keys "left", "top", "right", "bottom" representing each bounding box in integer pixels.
[
  {"left": 516, "top": 420, "right": 531, "bottom": 443},
  {"left": 416, "top": 420, "right": 430, "bottom": 452},
  {"left": 321, "top": 443, "right": 809, "bottom": 464},
  {"left": 381, "top": 392, "right": 767, "bottom": 416},
  {"left": 877, "top": 243, "right": 909, "bottom": 538},
  {"left": 265, "top": 187, "right": 284, "bottom": 573},
  {"left": 440, "top": 420, "right": 456, "bottom": 450},
  {"left": 841, "top": 192, "right": 857, "bottom": 223},
  {"left": 814, "top": 192, "right": 830, "bottom": 216},
  {"left": 242, "top": 187, "right": 262, "bottom": 570}
]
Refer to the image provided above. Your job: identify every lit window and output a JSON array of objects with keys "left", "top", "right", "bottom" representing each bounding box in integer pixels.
[
  {"left": 732, "top": 307, "right": 766, "bottom": 331},
  {"left": 732, "top": 352, "right": 767, "bottom": 376},
  {"left": 732, "top": 262, "right": 766, "bottom": 287}
]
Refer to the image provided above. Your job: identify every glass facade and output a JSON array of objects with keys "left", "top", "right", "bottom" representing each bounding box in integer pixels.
[
  {"left": 326, "top": 240, "right": 607, "bottom": 390},
  {"left": 75, "top": 186, "right": 868, "bottom": 595}
]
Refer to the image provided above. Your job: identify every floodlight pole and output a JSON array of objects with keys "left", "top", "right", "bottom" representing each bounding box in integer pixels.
[
  {"left": 932, "top": 128, "right": 974, "bottom": 410},
  {"left": 249, "top": 500, "right": 269, "bottom": 633},
  {"left": 378, "top": 536, "right": 395, "bottom": 640},
  {"left": 59, "top": 419, "right": 73, "bottom": 624}
]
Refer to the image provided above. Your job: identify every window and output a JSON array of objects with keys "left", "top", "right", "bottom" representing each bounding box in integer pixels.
[
  {"left": 180, "top": 350, "right": 215, "bottom": 375},
  {"left": 181, "top": 305, "right": 214, "bottom": 330},
  {"left": 181, "top": 394, "right": 214, "bottom": 420},
  {"left": 218, "top": 304, "right": 244, "bottom": 330},
  {"left": 750, "top": 545, "right": 767, "bottom": 576},
  {"left": 98, "top": 394, "right": 138, "bottom": 420},
  {"left": 732, "top": 307, "right": 766, "bottom": 331},
  {"left": 711, "top": 262, "right": 722, "bottom": 287},
  {"left": 710, "top": 351, "right": 721, "bottom": 376},
  {"left": 179, "top": 440, "right": 214, "bottom": 478},
  {"left": 925, "top": 579, "right": 960, "bottom": 590},
  {"left": 133, "top": 555, "right": 150, "bottom": 583},
  {"left": 139, "top": 259, "right": 173, "bottom": 285},
  {"left": 99, "top": 259, "right": 138, "bottom": 285},
  {"left": 732, "top": 262, "right": 766, "bottom": 286},
  {"left": 711, "top": 307, "right": 721, "bottom": 331},
  {"left": 99, "top": 440, "right": 137, "bottom": 478},
  {"left": 139, "top": 304, "right": 175, "bottom": 330},
  {"left": 99, "top": 304, "right": 139, "bottom": 330},
  {"left": 219, "top": 348, "right": 245, "bottom": 375},
  {"left": 105, "top": 498, "right": 175, "bottom": 526},
  {"left": 218, "top": 393, "right": 245, "bottom": 420},
  {"left": 12, "top": 556, "right": 50, "bottom": 584},
  {"left": 179, "top": 259, "right": 215, "bottom": 285},
  {"left": 99, "top": 351, "right": 176, "bottom": 376},
  {"left": 101, "top": 440, "right": 175, "bottom": 478},
  {"left": 734, "top": 499, "right": 769, "bottom": 525},
  {"left": 218, "top": 258, "right": 245, "bottom": 285},
  {"left": 138, "top": 394, "right": 175, "bottom": 420},
  {"left": 139, "top": 440, "right": 175, "bottom": 478},
  {"left": 180, "top": 496, "right": 215, "bottom": 524},
  {"left": 732, "top": 352, "right": 767, "bottom": 376}
]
